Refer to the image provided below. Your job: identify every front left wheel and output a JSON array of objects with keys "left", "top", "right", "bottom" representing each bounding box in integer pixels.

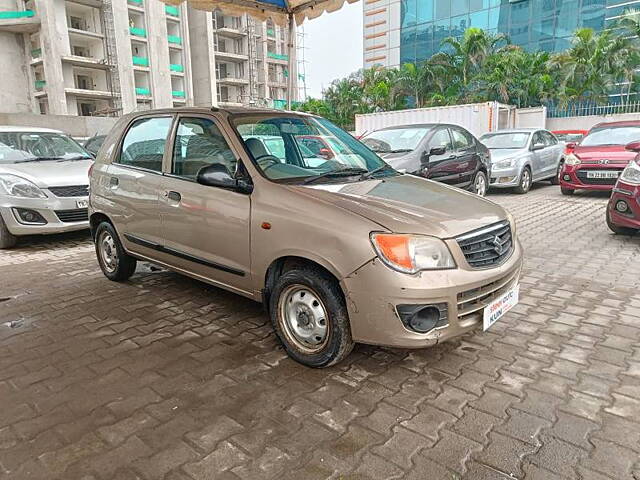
[
  {"left": 95, "top": 221, "right": 137, "bottom": 281},
  {"left": 607, "top": 210, "right": 637, "bottom": 235},
  {"left": 0, "top": 215, "right": 17, "bottom": 249},
  {"left": 270, "top": 266, "right": 354, "bottom": 367},
  {"left": 472, "top": 170, "right": 488, "bottom": 197}
]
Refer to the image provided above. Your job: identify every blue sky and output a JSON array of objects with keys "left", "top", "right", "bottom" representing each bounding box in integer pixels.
[{"left": 299, "top": 2, "right": 363, "bottom": 99}]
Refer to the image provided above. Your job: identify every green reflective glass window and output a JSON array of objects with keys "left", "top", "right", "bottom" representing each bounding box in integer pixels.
[
  {"left": 417, "top": 0, "right": 434, "bottom": 23},
  {"left": 451, "top": 0, "right": 469, "bottom": 16},
  {"left": 400, "top": 25, "right": 416, "bottom": 64},
  {"left": 469, "top": 9, "right": 489, "bottom": 29},
  {"left": 435, "top": 1, "right": 450, "bottom": 20},
  {"left": 401, "top": 0, "right": 417, "bottom": 27}
]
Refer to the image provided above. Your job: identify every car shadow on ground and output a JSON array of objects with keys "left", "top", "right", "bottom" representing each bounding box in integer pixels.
[{"left": 8, "top": 229, "right": 92, "bottom": 251}]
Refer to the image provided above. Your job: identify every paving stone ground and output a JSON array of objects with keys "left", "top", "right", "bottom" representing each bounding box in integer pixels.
[{"left": 1, "top": 184, "right": 639, "bottom": 480}]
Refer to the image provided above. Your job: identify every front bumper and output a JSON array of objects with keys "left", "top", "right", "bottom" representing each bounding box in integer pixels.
[
  {"left": 608, "top": 182, "right": 640, "bottom": 230},
  {"left": 560, "top": 164, "right": 623, "bottom": 192},
  {"left": 341, "top": 237, "right": 524, "bottom": 348},
  {"left": 0, "top": 195, "right": 89, "bottom": 236},
  {"left": 489, "top": 166, "right": 521, "bottom": 188}
]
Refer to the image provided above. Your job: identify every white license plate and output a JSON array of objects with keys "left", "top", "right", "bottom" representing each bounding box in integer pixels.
[
  {"left": 76, "top": 199, "right": 88, "bottom": 208},
  {"left": 483, "top": 284, "right": 519, "bottom": 331},
  {"left": 586, "top": 171, "right": 619, "bottom": 179}
]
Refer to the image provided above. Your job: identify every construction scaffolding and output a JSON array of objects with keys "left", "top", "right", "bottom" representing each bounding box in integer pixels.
[{"left": 98, "top": 0, "right": 121, "bottom": 116}]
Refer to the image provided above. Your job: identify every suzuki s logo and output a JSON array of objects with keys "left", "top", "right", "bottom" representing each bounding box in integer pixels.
[
  {"left": 599, "top": 159, "right": 610, "bottom": 165},
  {"left": 492, "top": 235, "right": 504, "bottom": 255}
]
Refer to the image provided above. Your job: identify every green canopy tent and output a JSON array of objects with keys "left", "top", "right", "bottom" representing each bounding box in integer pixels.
[{"left": 162, "top": 0, "right": 359, "bottom": 108}]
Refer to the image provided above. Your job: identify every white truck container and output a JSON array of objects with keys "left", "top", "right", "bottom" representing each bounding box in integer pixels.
[{"left": 355, "top": 102, "right": 517, "bottom": 138}]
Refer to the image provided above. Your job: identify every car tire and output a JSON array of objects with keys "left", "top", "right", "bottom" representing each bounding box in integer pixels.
[
  {"left": 471, "top": 170, "right": 488, "bottom": 197},
  {"left": 95, "top": 221, "right": 137, "bottom": 281},
  {"left": 514, "top": 167, "right": 532, "bottom": 194},
  {"left": 0, "top": 215, "right": 17, "bottom": 249},
  {"left": 561, "top": 187, "right": 574, "bottom": 196},
  {"left": 550, "top": 161, "right": 562, "bottom": 185},
  {"left": 270, "top": 266, "right": 354, "bottom": 368},
  {"left": 607, "top": 210, "right": 637, "bottom": 235}
]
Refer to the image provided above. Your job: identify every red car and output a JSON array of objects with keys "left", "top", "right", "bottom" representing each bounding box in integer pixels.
[
  {"left": 559, "top": 121, "right": 640, "bottom": 195},
  {"left": 607, "top": 141, "right": 640, "bottom": 235},
  {"left": 552, "top": 130, "right": 588, "bottom": 154}
]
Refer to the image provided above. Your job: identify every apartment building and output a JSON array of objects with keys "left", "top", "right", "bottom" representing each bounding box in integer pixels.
[{"left": 0, "top": 0, "right": 296, "bottom": 116}]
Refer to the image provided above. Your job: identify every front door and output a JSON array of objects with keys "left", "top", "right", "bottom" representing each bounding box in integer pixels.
[
  {"left": 425, "top": 128, "right": 459, "bottom": 185},
  {"left": 159, "top": 115, "right": 252, "bottom": 294},
  {"left": 108, "top": 115, "right": 173, "bottom": 251},
  {"left": 450, "top": 126, "right": 479, "bottom": 188}
]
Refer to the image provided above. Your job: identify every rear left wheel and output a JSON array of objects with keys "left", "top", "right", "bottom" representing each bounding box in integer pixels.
[
  {"left": 472, "top": 170, "right": 488, "bottom": 197},
  {"left": 270, "top": 266, "right": 354, "bottom": 367},
  {"left": 550, "top": 161, "right": 563, "bottom": 185}
]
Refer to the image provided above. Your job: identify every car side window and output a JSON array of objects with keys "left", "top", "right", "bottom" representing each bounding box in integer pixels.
[
  {"left": 118, "top": 116, "right": 172, "bottom": 172},
  {"left": 429, "top": 128, "right": 453, "bottom": 152},
  {"left": 450, "top": 127, "right": 475, "bottom": 151},
  {"left": 532, "top": 132, "right": 545, "bottom": 148},
  {"left": 542, "top": 131, "right": 557, "bottom": 146},
  {"left": 171, "top": 117, "right": 238, "bottom": 180}
]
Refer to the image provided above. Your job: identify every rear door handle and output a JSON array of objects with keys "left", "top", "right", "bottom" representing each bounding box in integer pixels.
[
  {"left": 109, "top": 177, "right": 118, "bottom": 188},
  {"left": 166, "top": 191, "right": 181, "bottom": 202}
]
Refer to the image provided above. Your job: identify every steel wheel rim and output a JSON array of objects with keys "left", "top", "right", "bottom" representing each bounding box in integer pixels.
[
  {"left": 522, "top": 170, "right": 531, "bottom": 191},
  {"left": 99, "top": 231, "right": 118, "bottom": 273},
  {"left": 278, "top": 285, "right": 329, "bottom": 353},
  {"left": 475, "top": 174, "right": 487, "bottom": 196}
]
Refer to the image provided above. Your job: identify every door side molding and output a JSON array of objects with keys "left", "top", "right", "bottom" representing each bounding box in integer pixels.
[{"left": 123, "top": 233, "right": 245, "bottom": 277}]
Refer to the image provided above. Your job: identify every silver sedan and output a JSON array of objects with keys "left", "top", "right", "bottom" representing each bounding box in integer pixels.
[{"left": 480, "top": 128, "right": 565, "bottom": 194}]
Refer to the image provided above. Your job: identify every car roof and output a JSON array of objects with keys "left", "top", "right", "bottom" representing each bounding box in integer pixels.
[
  {"left": 591, "top": 120, "right": 640, "bottom": 129},
  {"left": 124, "top": 106, "right": 313, "bottom": 118},
  {"left": 485, "top": 128, "right": 539, "bottom": 134},
  {"left": 552, "top": 130, "right": 587, "bottom": 134},
  {"left": 376, "top": 123, "right": 458, "bottom": 131},
  {"left": 0, "top": 126, "right": 64, "bottom": 134}
]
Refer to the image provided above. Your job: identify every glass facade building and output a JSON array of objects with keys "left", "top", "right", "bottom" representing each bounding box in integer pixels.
[{"left": 363, "top": 0, "right": 639, "bottom": 69}]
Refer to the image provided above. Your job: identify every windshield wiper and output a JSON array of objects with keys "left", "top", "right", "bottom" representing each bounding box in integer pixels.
[
  {"left": 387, "top": 149, "right": 412, "bottom": 153},
  {"left": 57, "top": 155, "right": 92, "bottom": 162},
  {"left": 302, "top": 167, "right": 368, "bottom": 185},
  {"left": 14, "top": 156, "right": 63, "bottom": 163},
  {"left": 359, "top": 165, "right": 394, "bottom": 181}
]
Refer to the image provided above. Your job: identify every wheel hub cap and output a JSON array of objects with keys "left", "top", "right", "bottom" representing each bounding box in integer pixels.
[
  {"left": 99, "top": 232, "right": 118, "bottom": 273},
  {"left": 280, "top": 286, "right": 328, "bottom": 351}
]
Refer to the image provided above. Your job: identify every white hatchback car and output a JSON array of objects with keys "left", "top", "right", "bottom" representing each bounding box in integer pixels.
[{"left": 0, "top": 126, "right": 94, "bottom": 248}]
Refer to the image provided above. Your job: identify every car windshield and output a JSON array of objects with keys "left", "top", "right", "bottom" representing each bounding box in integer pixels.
[
  {"left": 580, "top": 126, "right": 640, "bottom": 146},
  {"left": 0, "top": 132, "right": 92, "bottom": 164},
  {"left": 361, "top": 127, "right": 430, "bottom": 153},
  {"left": 232, "top": 114, "right": 393, "bottom": 182},
  {"left": 554, "top": 133, "right": 584, "bottom": 142},
  {"left": 480, "top": 132, "right": 531, "bottom": 149}
]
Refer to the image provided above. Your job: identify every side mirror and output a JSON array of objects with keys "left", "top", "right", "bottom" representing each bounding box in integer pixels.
[
  {"left": 531, "top": 143, "right": 545, "bottom": 151},
  {"left": 430, "top": 146, "right": 446, "bottom": 156},
  {"left": 196, "top": 164, "right": 253, "bottom": 194},
  {"left": 625, "top": 141, "right": 640, "bottom": 152},
  {"left": 319, "top": 147, "right": 333, "bottom": 160}
]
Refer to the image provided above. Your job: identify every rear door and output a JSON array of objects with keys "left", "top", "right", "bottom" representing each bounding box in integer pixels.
[
  {"left": 530, "top": 131, "right": 547, "bottom": 179},
  {"left": 450, "top": 126, "right": 479, "bottom": 187},
  {"left": 541, "top": 131, "right": 562, "bottom": 177},
  {"left": 107, "top": 115, "right": 173, "bottom": 251},
  {"left": 159, "top": 114, "right": 252, "bottom": 294},
  {"left": 425, "top": 128, "right": 459, "bottom": 185}
]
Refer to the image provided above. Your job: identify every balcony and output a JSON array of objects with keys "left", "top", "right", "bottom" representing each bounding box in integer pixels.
[
  {"left": 132, "top": 56, "right": 149, "bottom": 67},
  {"left": 217, "top": 74, "right": 248, "bottom": 86},
  {"left": 267, "top": 52, "right": 289, "bottom": 64},
  {"left": 165, "top": 5, "right": 179, "bottom": 17},
  {"left": 0, "top": 10, "right": 40, "bottom": 33},
  {"left": 128, "top": 0, "right": 143, "bottom": 5},
  {"left": 61, "top": 55, "right": 110, "bottom": 70},
  {"left": 34, "top": 80, "right": 46, "bottom": 90},
  {"left": 172, "top": 90, "right": 185, "bottom": 98},
  {"left": 215, "top": 26, "right": 246, "bottom": 39},
  {"left": 31, "top": 47, "right": 41, "bottom": 58},
  {"left": 129, "top": 26, "right": 146, "bottom": 38},
  {"left": 135, "top": 87, "right": 150, "bottom": 96},
  {"left": 68, "top": 27, "right": 103, "bottom": 40},
  {"left": 214, "top": 49, "right": 248, "bottom": 62},
  {"left": 167, "top": 35, "right": 182, "bottom": 46},
  {"left": 170, "top": 63, "right": 184, "bottom": 73},
  {"left": 65, "top": 87, "right": 114, "bottom": 100}
]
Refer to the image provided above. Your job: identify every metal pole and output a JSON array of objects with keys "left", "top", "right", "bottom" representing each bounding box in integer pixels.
[{"left": 287, "top": 13, "right": 294, "bottom": 109}]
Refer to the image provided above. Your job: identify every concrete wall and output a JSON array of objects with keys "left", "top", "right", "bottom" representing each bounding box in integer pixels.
[
  {"left": 0, "top": 32, "right": 31, "bottom": 113},
  {"left": 0, "top": 112, "right": 117, "bottom": 136},
  {"left": 546, "top": 112, "right": 640, "bottom": 131}
]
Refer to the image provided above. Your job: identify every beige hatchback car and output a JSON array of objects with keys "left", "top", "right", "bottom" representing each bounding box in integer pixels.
[{"left": 90, "top": 107, "right": 523, "bottom": 367}]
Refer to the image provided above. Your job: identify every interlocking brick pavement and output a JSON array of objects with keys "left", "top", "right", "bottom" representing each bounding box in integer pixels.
[{"left": 1, "top": 184, "right": 639, "bottom": 479}]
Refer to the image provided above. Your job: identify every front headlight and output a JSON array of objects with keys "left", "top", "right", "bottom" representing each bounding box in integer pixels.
[
  {"left": 494, "top": 157, "right": 516, "bottom": 169},
  {"left": 565, "top": 154, "right": 581, "bottom": 165},
  {"left": 0, "top": 174, "right": 47, "bottom": 198},
  {"left": 371, "top": 233, "right": 456, "bottom": 273},
  {"left": 619, "top": 159, "right": 640, "bottom": 185}
]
